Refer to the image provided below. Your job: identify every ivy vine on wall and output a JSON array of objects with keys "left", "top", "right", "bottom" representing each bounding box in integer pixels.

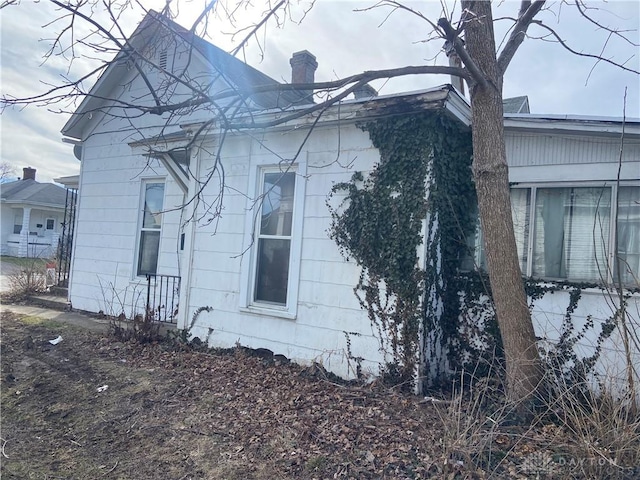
[
  {"left": 327, "top": 109, "right": 623, "bottom": 393},
  {"left": 327, "top": 112, "right": 474, "bottom": 389}
]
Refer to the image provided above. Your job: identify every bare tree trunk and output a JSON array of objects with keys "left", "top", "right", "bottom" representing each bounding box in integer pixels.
[{"left": 463, "top": 1, "right": 543, "bottom": 406}]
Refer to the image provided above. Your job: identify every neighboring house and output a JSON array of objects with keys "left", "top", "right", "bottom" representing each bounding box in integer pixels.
[
  {"left": 0, "top": 167, "right": 69, "bottom": 258},
  {"left": 61, "top": 11, "right": 639, "bottom": 388}
]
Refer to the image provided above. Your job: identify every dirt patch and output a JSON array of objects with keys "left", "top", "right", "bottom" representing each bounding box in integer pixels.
[
  {"left": 1, "top": 311, "right": 448, "bottom": 479},
  {"left": 2, "top": 311, "right": 637, "bottom": 479}
]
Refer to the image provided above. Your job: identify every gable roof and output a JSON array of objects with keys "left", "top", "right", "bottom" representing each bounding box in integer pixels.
[
  {"left": 503, "top": 96, "right": 530, "bottom": 114},
  {"left": 163, "top": 14, "right": 305, "bottom": 110},
  {"left": 1, "top": 179, "right": 68, "bottom": 209},
  {"left": 61, "top": 10, "right": 305, "bottom": 140}
]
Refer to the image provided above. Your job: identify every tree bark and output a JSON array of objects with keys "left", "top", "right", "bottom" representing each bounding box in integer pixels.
[{"left": 462, "top": 1, "right": 543, "bottom": 406}]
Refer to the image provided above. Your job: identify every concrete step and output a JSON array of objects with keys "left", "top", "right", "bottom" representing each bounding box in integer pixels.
[
  {"left": 21, "top": 295, "right": 178, "bottom": 335},
  {"left": 29, "top": 294, "right": 70, "bottom": 311},
  {"left": 49, "top": 285, "right": 69, "bottom": 297}
]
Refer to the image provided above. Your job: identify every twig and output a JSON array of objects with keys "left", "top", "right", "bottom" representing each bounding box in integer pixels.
[
  {"left": 102, "top": 460, "right": 118, "bottom": 475},
  {"left": 1, "top": 437, "right": 8, "bottom": 458},
  {"left": 614, "top": 88, "right": 637, "bottom": 414}
]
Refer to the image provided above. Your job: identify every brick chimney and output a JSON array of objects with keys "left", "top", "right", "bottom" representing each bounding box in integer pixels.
[
  {"left": 354, "top": 84, "right": 378, "bottom": 100},
  {"left": 290, "top": 50, "right": 317, "bottom": 104},
  {"left": 22, "top": 167, "right": 36, "bottom": 181}
]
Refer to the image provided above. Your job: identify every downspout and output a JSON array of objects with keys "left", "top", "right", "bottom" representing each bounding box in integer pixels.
[
  {"left": 67, "top": 146, "right": 84, "bottom": 310},
  {"left": 176, "top": 147, "right": 201, "bottom": 331}
]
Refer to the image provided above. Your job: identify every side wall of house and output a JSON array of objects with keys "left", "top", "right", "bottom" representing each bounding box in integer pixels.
[
  {"left": 505, "top": 130, "right": 640, "bottom": 393},
  {"left": 183, "top": 123, "right": 385, "bottom": 379},
  {"left": 68, "top": 128, "right": 183, "bottom": 316},
  {"left": 68, "top": 39, "right": 215, "bottom": 316}
]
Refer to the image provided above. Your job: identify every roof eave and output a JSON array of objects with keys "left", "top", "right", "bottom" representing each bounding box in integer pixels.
[
  {"left": 504, "top": 114, "right": 640, "bottom": 138},
  {"left": 2, "top": 200, "right": 66, "bottom": 210},
  {"left": 172, "top": 86, "right": 467, "bottom": 139}
]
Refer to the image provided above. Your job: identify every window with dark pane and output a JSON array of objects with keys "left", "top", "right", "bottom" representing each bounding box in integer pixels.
[
  {"left": 254, "top": 172, "right": 295, "bottom": 305},
  {"left": 137, "top": 182, "right": 165, "bottom": 275}
]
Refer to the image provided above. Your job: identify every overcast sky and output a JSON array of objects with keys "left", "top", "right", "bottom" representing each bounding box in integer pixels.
[{"left": 1, "top": 1, "right": 638, "bottom": 183}]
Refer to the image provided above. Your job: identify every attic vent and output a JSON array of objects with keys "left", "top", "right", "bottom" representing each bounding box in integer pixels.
[{"left": 159, "top": 50, "right": 168, "bottom": 70}]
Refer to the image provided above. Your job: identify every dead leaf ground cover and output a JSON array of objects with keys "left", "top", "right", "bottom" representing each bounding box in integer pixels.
[{"left": 1, "top": 310, "right": 636, "bottom": 479}]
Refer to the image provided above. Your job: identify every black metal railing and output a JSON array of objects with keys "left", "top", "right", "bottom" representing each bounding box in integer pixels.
[
  {"left": 145, "top": 274, "right": 181, "bottom": 323},
  {"left": 56, "top": 187, "right": 77, "bottom": 286}
]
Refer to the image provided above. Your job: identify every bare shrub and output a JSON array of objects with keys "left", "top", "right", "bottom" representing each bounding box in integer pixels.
[
  {"left": 109, "top": 309, "right": 161, "bottom": 344},
  {"left": 7, "top": 258, "right": 48, "bottom": 296}
]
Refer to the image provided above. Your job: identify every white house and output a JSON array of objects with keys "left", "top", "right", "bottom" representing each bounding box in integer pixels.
[
  {"left": 0, "top": 167, "right": 69, "bottom": 258},
  {"left": 60, "top": 11, "right": 639, "bottom": 390}
]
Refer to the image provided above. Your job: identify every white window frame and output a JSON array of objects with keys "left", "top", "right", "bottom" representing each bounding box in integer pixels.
[
  {"left": 134, "top": 178, "right": 166, "bottom": 278},
  {"left": 45, "top": 218, "right": 56, "bottom": 232},
  {"left": 239, "top": 157, "right": 307, "bottom": 319}
]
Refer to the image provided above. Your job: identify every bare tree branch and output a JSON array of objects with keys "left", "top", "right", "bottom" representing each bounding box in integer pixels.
[
  {"left": 358, "top": 1, "right": 442, "bottom": 34},
  {"left": 496, "top": 0, "right": 545, "bottom": 75},
  {"left": 574, "top": 0, "right": 639, "bottom": 48},
  {"left": 230, "top": 0, "right": 286, "bottom": 56},
  {"left": 49, "top": 0, "right": 163, "bottom": 108},
  {"left": 530, "top": 19, "right": 640, "bottom": 74},
  {"left": 0, "top": 162, "right": 16, "bottom": 181}
]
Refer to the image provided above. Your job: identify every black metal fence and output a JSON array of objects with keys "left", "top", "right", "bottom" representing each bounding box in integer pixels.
[
  {"left": 56, "top": 188, "right": 77, "bottom": 286},
  {"left": 145, "top": 274, "right": 181, "bottom": 323}
]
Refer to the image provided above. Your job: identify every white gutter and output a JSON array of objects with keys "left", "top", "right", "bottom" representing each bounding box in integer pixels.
[{"left": 504, "top": 114, "right": 640, "bottom": 137}]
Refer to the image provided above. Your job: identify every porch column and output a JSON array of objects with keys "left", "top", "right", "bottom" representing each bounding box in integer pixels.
[{"left": 18, "top": 207, "right": 32, "bottom": 257}]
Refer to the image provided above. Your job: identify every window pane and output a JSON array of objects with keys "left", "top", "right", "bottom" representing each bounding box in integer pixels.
[
  {"left": 46, "top": 219, "right": 55, "bottom": 230},
  {"left": 138, "top": 230, "right": 160, "bottom": 275},
  {"left": 616, "top": 186, "right": 640, "bottom": 286},
  {"left": 143, "top": 183, "right": 165, "bottom": 228},
  {"left": 533, "top": 187, "right": 611, "bottom": 282},
  {"left": 261, "top": 172, "right": 295, "bottom": 236},
  {"left": 255, "top": 238, "right": 290, "bottom": 304},
  {"left": 511, "top": 189, "right": 530, "bottom": 272}
]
